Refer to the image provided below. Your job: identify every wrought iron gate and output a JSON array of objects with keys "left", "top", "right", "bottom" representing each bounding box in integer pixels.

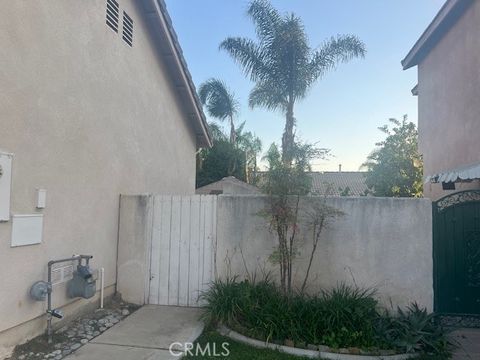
[{"left": 433, "top": 190, "right": 480, "bottom": 314}]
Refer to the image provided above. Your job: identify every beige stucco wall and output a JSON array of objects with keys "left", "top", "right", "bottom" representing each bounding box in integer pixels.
[
  {"left": 417, "top": 1, "right": 480, "bottom": 199},
  {"left": 0, "top": 0, "right": 197, "bottom": 350},
  {"left": 216, "top": 196, "right": 433, "bottom": 311}
]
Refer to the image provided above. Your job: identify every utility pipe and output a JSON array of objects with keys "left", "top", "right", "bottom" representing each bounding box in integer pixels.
[
  {"left": 46, "top": 255, "right": 93, "bottom": 344},
  {"left": 99, "top": 267, "right": 105, "bottom": 309}
]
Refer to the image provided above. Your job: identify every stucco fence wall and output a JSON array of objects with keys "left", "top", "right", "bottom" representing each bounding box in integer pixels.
[{"left": 216, "top": 195, "right": 433, "bottom": 311}]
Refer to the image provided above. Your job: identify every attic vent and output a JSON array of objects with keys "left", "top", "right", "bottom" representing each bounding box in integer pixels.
[
  {"left": 122, "top": 11, "right": 134, "bottom": 46},
  {"left": 106, "top": 0, "right": 119, "bottom": 33}
]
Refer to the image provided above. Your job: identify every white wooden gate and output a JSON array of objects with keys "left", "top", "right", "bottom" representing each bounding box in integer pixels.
[{"left": 147, "top": 195, "right": 217, "bottom": 307}]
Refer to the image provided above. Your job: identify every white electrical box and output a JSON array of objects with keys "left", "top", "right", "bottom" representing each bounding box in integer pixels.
[
  {"left": 11, "top": 214, "right": 43, "bottom": 247},
  {"left": 0, "top": 152, "right": 13, "bottom": 221}
]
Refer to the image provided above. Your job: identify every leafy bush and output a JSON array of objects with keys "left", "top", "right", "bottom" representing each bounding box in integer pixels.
[{"left": 201, "top": 279, "right": 453, "bottom": 357}]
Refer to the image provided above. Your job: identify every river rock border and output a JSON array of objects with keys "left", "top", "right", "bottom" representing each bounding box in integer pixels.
[{"left": 218, "top": 325, "right": 417, "bottom": 360}]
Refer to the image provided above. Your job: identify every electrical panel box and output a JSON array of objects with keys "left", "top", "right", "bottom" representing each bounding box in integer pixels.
[
  {"left": 0, "top": 152, "right": 13, "bottom": 221},
  {"left": 11, "top": 214, "right": 43, "bottom": 247}
]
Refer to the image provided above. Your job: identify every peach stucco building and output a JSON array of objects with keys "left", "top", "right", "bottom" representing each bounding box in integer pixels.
[
  {"left": 0, "top": 0, "right": 210, "bottom": 356},
  {"left": 402, "top": 0, "right": 480, "bottom": 200}
]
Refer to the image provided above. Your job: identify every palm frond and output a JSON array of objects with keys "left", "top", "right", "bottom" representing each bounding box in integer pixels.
[
  {"left": 248, "top": 81, "right": 287, "bottom": 111},
  {"left": 219, "top": 37, "right": 268, "bottom": 82},
  {"left": 198, "top": 78, "right": 239, "bottom": 121},
  {"left": 309, "top": 35, "right": 366, "bottom": 82},
  {"left": 247, "top": 0, "right": 282, "bottom": 45},
  {"left": 207, "top": 122, "right": 228, "bottom": 142}
]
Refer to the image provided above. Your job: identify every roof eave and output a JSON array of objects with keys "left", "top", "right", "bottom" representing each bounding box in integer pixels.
[
  {"left": 140, "top": 0, "right": 212, "bottom": 148},
  {"left": 402, "top": 0, "right": 473, "bottom": 70}
]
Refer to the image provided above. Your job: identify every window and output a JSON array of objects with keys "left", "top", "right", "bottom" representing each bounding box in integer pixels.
[
  {"left": 106, "top": 0, "right": 119, "bottom": 33},
  {"left": 122, "top": 11, "right": 134, "bottom": 46}
]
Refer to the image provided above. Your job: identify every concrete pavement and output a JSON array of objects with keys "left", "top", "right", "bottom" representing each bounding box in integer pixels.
[
  {"left": 451, "top": 328, "right": 480, "bottom": 360},
  {"left": 65, "top": 305, "right": 204, "bottom": 360}
]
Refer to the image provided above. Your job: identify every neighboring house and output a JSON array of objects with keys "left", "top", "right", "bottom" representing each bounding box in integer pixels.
[
  {"left": 309, "top": 171, "right": 369, "bottom": 196},
  {"left": 402, "top": 0, "right": 480, "bottom": 200},
  {"left": 196, "top": 176, "right": 260, "bottom": 195},
  {"left": 197, "top": 172, "right": 368, "bottom": 197},
  {"left": 0, "top": 0, "right": 210, "bottom": 354}
]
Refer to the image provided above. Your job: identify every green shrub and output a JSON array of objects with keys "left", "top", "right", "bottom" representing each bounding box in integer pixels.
[
  {"left": 201, "top": 279, "right": 453, "bottom": 358},
  {"left": 376, "top": 303, "right": 453, "bottom": 358},
  {"left": 318, "top": 284, "right": 378, "bottom": 348}
]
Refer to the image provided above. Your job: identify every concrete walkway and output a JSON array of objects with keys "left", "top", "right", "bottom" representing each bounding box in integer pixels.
[
  {"left": 66, "top": 305, "right": 204, "bottom": 360},
  {"left": 451, "top": 328, "right": 480, "bottom": 360}
]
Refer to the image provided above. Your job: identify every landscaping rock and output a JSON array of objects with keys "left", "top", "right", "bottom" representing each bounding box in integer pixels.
[
  {"left": 7, "top": 300, "right": 139, "bottom": 360},
  {"left": 284, "top": 339, "right": 295, "bottom": 347},
  {"left": 307, "top": 344, "right": 317, "bottom": 351},
  {"left": 379, "top": 349, "right": 396, "bottom": 356},
  {"left": 318, "top": 345, "right": 330, "bottom": 352},
  {"left": 348, "top": 347, "right": 361, "bottom": 355},
  {"left": 296, "top": 341, "right": 306, "bottom": 349}
]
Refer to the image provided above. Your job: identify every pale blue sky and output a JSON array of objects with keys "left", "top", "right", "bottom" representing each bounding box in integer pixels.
[{"left": 166, "top": 0, "right": 445, "bottom": 171}]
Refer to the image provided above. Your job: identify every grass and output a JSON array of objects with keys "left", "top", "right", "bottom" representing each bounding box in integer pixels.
[
  {"left": 185, "top": 331, "right": 308, "bottom": 359},
  {"left": 185, "top": 331, "right": 445, "bottom": 360}
]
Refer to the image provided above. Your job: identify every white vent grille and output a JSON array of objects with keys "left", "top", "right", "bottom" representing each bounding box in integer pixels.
[
  {"left": 106, "top": 0, "right": 119, "bottom": 33},
  {"left": 122, "top": 11, "right": 133, "bottom": 46}
]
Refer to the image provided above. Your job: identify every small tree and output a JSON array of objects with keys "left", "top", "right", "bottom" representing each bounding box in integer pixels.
[
  {"left": 259, "top": 142, "right": 330, "bottom": 293},
  {"left": 363, "top": 116, "right": 423, "bottom": 197},
  {"left": 301, "top": 198, "right": 344, "bottom": 293}
]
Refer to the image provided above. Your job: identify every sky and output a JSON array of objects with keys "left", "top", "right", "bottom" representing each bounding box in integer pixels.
[{"left": 166, "top": 0, "right": 445, "bottom": 171}]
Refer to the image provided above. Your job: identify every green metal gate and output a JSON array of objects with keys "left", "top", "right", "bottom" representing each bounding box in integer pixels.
[{"left": 433, "top": 190, "right": 480, "bottom": 315}]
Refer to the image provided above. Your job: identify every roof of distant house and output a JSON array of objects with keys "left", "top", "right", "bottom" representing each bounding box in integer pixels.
[
  {"left": 309, "top": 171, "right": 369, "bottom": 196},
  {"left": 196, "top": 176, "right": 260, "bottom": 195},
  {"left": 139, "top": 0, "right": 211, "bottom": 147},
  {"left": 402, "top": 0, "right": 473, "bottom": 70}
]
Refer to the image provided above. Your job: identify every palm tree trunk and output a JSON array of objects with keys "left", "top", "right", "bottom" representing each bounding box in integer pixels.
[
  {"left": 282, "top": 101, "right": 295, "bottom": 166},
  {"left": 229, "top": 115, "right": 236, "bottom": 144}
]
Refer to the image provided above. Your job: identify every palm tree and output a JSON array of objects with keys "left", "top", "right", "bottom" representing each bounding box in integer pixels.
[
  {"left": 198, "top": 78, "right": 239, "bottom": 144},
  {"left": 220, "top": 0, "right": 366, "bottom": 165}
]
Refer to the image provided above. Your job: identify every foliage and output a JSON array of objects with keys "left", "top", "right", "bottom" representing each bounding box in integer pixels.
[
  {"left": 196, "top": 136, "right": 246, "bottom": 188},
  {"left": 235, "top": 122, "right": 262, "bottom": 185},
  {"left": 220, "top": 0, "right": 365, "bottom": 164},
  {"left": 199, "top": 78, "right": 239, "bottom": 143},
  {"left": 259, "top": 141, "right": 330, "bottom": 293},
  {"left": 363, "top": 116, "right": 423, "bottom": 197},
  {"left": 185, "top": 330, "right": 308, "bottom": 359},
  {"left": 196, "top": 122, "right": 263, "bottom": 188},
  {"left": 261, "top": 142, "right": 329, "bottom": 196},
  {"left": 201, "top": 279, "right": 453, "bottom": 357},
  {"left": 375, "top": 303, "right": 453, "bottom": 358}
]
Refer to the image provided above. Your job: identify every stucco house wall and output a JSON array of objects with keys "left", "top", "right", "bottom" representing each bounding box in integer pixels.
[
  {"left": 414, "top": 0, "right": 480, "bottom": 199},
  {"left": 0, "top": 0, "right": 203, "bottom": 353}
]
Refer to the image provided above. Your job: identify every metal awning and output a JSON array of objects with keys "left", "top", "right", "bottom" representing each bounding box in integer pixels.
[{"left": 426, "top": 162, "right": 480, "bottom": 183}]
